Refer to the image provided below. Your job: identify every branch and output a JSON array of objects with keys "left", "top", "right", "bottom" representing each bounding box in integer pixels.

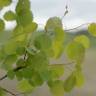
[
  {"left": 65, "top": 22, "right": 91, "bottom": 32},
  {"left": 0, "top": 75, "right": 7, "bottom": 81},
  {"left": 49, "top": 61, "right": 75, "bottom": 67},
  {"left": 0, "top": 86, "right": 17, "bottom": 96}
]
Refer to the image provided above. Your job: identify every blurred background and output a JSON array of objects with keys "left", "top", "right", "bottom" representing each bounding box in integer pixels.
[{"left": 0, "top": 0, "right": 96, "bottom": 96}]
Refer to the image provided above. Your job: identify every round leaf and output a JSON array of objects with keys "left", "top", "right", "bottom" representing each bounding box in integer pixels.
[
  {"left": 64, "top": 73, "right": 76, "bottom": 92},
  {"left": 66, "top": 41, "right": 85, "bottom": 63},
  {"left": 17, "top": 79, "right": 34, "bottom": 93},
  {"left": 45, "top": 17, "right": 62, "bottom": 32},
  {"left": 88, "top": 23, "right": 96, "bottom": 37},
  {"left": 48, "top": 80, "right": 64, "bottom": 96},
  {"left": 74, "top": 35, "right": 90, "bottom": 48},
  {"left": 4, "top": 11, "right": 16, "bottom": 21}
]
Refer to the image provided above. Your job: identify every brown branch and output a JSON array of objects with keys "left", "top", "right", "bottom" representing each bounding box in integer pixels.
[
  {"left": 0, "top": 51, "right": 27, "bottom": 81},
  {"left": 0, "top": 86, "right": 17, "bottom": 96},
  {"left": 0, "top": 74, "right": 7, "bottom": 81}
]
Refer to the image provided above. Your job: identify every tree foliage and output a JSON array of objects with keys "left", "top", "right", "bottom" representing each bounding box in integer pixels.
[{"left": 0, "top": 0, "right": 96, "bottom": 96}]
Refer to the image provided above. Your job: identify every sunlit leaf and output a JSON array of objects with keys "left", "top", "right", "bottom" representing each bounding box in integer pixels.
[
  {"left": 88, "top": 23, "right": 96, "bottom": 37},
  {"left": 64, "top": 73, "right": 76, "bottom": 92},
  {"left": 0, "top": 0, "right": 12, "bottom": 9},
  {"left": 26, "top": 51, "right": 49, "bottom": 72},
  {"left": 4, "top": 11, "right": 16, "bottom": 21},
  {"left": 74, "top": 35, "right": 90, "bottom": 48},
  {"left": 28, "top": 71, "right": 44, "bottom": 86},
  {"left": 49, "top": 64, "right": 64, "bottom": 79},
  {"left": 4, "top": 40, "right": 19, "bottom": 54},
  {"left": 48, "top": 80, "right": 64, "bottom": 96},
  {"left": 12, "top": 25, "right": 26, "bottom": 41},
  {"left": 66, "top": 41, "right": 85, "bottom": 63},
  {"left": 75, "top": 70, "right": 85, "bottom": 87},
  {"left": 52, "top": 28, "right": 65, "bottom": 58},
  {"left": 24, "top": 22, "right": 38, "bottom": 33},
  {"left": 17, "top": 79, "right": 34, "bottom": 93},
  {"left": 34, "top": 33, "right": 53, "bottom": 56},
  {"left": 16, "top": 0, "right": 33, "bottom": 27},
  {"left": 45, "top": 17, "right": 62, "bottom": 32}
]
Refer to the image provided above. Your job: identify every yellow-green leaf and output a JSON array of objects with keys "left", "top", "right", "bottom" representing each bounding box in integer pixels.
[
  {"left": 17, "top": 79, "right": 34, "bottom": 93},
  {"left": 0, "top": 19, "right": 5, "bottom": 32},
  {"left": 49, "top": 64, "right": 64, "bottom": 79},
  {"left": 0, "top": 0, "right": 12, "bottom": 9},
  {"left": 88, "top": 23, "right": 96, "bottom": 37},
  {"left": 75, "top": 70, "right": 85, "bottom": 87},
  {"left": 74, "top": 35, "right": 90, "bottom": 48},
  {"left": 48, "top": 80, "right": 64, "bottom": 96},
  {"left": 24, "top": 22, "right": 38, "bottom": 33},
  {"left": 4, "top": 11, "right": 16, "bottom": 21},
  {"left": 52, "top": 28, "right": 65, "bottom": 58},
  {"left": 66, "top": 41, "right": 85, "bottom": 63},
  {"left": 45, "top": 17, "right": 63, "bottom": 32},
  {"left": 64, "top": 73, "right": 76, "bottom": 92}
]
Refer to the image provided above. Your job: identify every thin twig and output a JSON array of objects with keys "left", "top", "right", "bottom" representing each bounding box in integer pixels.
[
  {"left": 49, "top": 61, "right": 75, "bottom": 67},
  {"left": 65, "top": 22, "right": 91, "bottom": 32},
  {"left": 0, "top": 86, "right": 17, "bottom": 96},
  {"left": 61, "top": 5, "right": 69, "bottom": 20}
]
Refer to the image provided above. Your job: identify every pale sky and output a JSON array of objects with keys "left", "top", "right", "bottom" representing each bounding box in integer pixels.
[{"left": 0, "top": 0, "right": 96, "bottom": 30}]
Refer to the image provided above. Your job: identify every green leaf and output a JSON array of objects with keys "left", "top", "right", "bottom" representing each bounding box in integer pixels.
[
  {"left": 4, "top": 11, "right": 16, "bottom": 21},
  {"left": 66, "top": 41, "right": 85, "bottom": 63},
  {"left": 88, "top": 23, "right": 96, "bottom": 37},
  {"left": 0, "top": 47, "right": 6, "bottom": 61},
  {"left": 15, "top": 70, "right": 23, "bottom": 81},
  {"left": 34, "top": 33, "right": 53, "bottom": 56},
  {"left": 49, "top": 64, "right": 64, "bottom": 79},
  {"left": 45, "top": 17, "right": 63, "bottom": 32},
  {"left": 17, "top": 79, "right": 34, "bottom": 93},
  {"left": 52, "top": 28, "right": 65, "bottom": 58},
  {"left": 48, "top": 80, "right": 64, "bottom": 96},
  {"left": 16, "top": 0, "right": 33, "bottom": 27},
  {"left": 64, "top": 73, "right": 76, "bottom": 92},
  {"left": 74, "top": 35, "right": 90, "bottom": 48},
  {"left": 28, "top": 71, "right": 44, "bottom": 86},
  {"left": 0, "top": 0, "right": 12, "bottom": 9},
  {"left": 12, "top": 25, "right": 26, "bottom": 42},
  {"left": 4, "top": 40, "right": 19, "bottom": 54},
  {"left": 2, "top": 54, "right": 17, "bottom": 70},
  {"left": 27, "top": 51, "right": 49, "bottom": 72},
  {"left": 75, "top": 70, "right": 85, "bottom": 87},
  {"left": 16, "top": 47, "right": 25, "bottom": 55},
  {"left": 24, "top": 22, "right": 38, "bottom": 33},
  {"left": 16, "top": 0, "right": 30, "bottom": 14},
  {"left": 0, "top": 89, "right": 6, "bottom": 96},
  {"left": 0, "top": 19, "right": 5, "bottom": 32},
  {"left": 7, "top": 70, "right": 15, "bottom": 79},
  {"left": 22, "top": 67, "right": 33, "bottom": 79},
  {"left": 16, "top": 58, "right": 25, "bottom": 67}
]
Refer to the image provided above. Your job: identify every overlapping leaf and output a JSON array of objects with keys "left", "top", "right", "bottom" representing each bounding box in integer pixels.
[
  {"left": 4, "top": 11, "right": 16, "bottom": 21},
  {"left": 48, "top": 80, "right": 64, "bottom": 96}
]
